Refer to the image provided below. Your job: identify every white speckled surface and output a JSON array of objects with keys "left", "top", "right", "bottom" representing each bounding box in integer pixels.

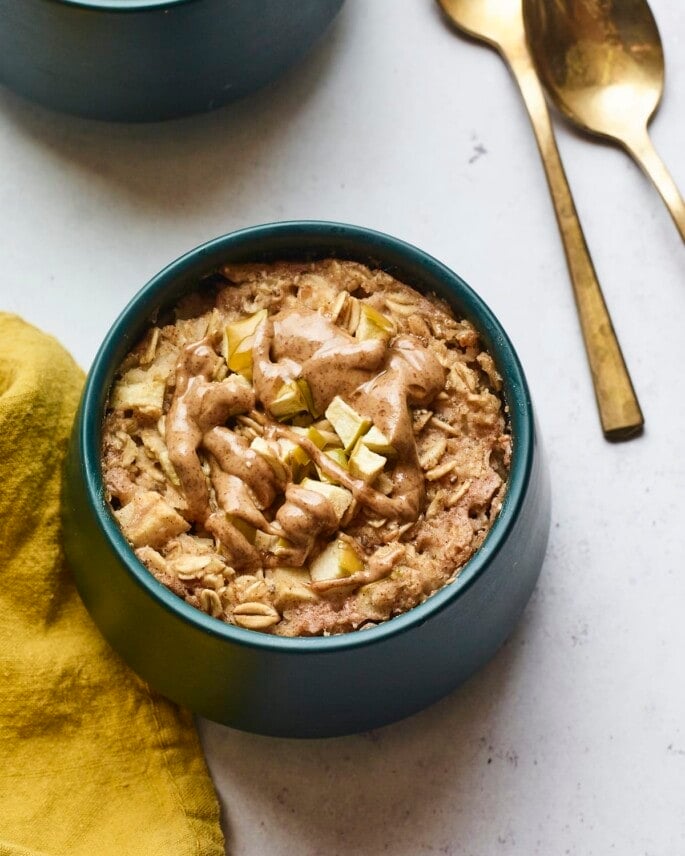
[{"left": 1, "top": 1, "right": 684, "bottom": 853}]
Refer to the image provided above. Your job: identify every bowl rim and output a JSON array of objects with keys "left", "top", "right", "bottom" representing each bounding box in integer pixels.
[
  {"left": 49, "top": 0, "right": 197, "bottom": 12},
  {"left": 78, "top": 220, "right": 534, "bottom": 654}
]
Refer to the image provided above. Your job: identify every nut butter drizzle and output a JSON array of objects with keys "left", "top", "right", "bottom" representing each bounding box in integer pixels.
[
  {"left": 164, "top": 305, "right": 445, "bottom": 575},
  {"left": 252, "top": 307, "right": 387, "bottom": 414},
  {"left": 166, "top": 341, "right": 255, "bottom": 522},
  {"left": 310, "top": 544, "right": 406, "bottom": 593}
]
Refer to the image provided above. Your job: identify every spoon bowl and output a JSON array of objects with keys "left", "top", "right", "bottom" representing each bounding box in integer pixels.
[
  {"left": 523, "top": 0, "right": 685, "bottom": 240},
  {"left": 437, "top": 0, "right": 522, "bottom": 46}
]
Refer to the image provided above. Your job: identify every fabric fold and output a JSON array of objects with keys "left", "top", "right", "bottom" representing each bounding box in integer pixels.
[{"left": 0, "top": 314, "right": 225, "bottom": 856}]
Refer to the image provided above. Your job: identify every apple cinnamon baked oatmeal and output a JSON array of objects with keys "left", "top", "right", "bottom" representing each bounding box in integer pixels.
[{"left": 102, "top": 260, "right": 511, "bottom": 636}]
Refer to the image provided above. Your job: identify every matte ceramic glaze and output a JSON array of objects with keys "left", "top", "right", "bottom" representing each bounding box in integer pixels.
[
  {"left": 62, "top": 222, "right": 550, "bottom": 737},
  {"left": 0, "top": 0, "right": 344, "bottom": 121}
]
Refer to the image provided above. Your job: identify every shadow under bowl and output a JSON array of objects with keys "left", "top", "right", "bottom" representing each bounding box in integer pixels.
[
  {"left": 62, "top": 221, "right": 551, "bottom": 737},
  {"left": 0, "top": 0, "right": 345, "bottom": 122}
]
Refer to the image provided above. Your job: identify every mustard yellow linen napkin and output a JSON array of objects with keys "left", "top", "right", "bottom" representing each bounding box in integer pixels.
[{"left": 0, "top": 314, "right": 225, "bottom": 856}]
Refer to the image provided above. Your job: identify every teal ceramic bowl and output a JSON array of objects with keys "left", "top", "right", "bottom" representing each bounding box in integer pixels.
[
  {"left": 0, "top": 0, "right": 344, "bottom": 121},
  {"left": 62, "top": 222, "right": 550, "bottom": 737}
]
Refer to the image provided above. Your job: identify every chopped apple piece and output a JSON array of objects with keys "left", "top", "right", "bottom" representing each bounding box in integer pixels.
[
  {"left": 355, "top": 304, "right": 395, "bottom": 341},
  {"left": 325, "top": 447, "right": 349, "bottom": 466},
  {"left": 277, "top": 425, "right": 328, "bottom": 478},
  {"left": 224, "top": 309, "right": 267, "bottom": 358},
  {"left": 227, "top": 340, "right": 252, "bottom": 377},
  {"left": 312, "top": 418, "right": 334, "bottom": 431},
  {"left": 308, "top": 425, "right": 328, "bottom": 449},
  {"left": 269, "top": 380, "right": 306, "bottom": 419},
  {"left": 310, "top": 420, "right": 343, "bottom": 448},
  {"left": 250, "top": 437, "right": 288, "bottom": 481},
  {"left": 317, "top": 429, "right": 342, "bottom": 448},
  {"left": 111, "top": 375, "right": 166, "bottom": 418},
  {"left": 360, "top": 425, "right": 395, "bottom": 456},
  {"left": 272, "top": 537, "right": 298, "bottom": 558},
  {"left": 253, "top": 532, "right": 295, "bottom": 557},
  {"left": 269, "top": 567, "right": 319, "bottom": 610},
  {"left": 277, "top": 438, "right": 310, "bottom": 476},
  {"left": 300, "top": 478, "right": 353, "bottom": 523},
  {"left": 324, "top": 396, "right": 371, "bottom": 452},
  {"left": 349, "top": 441, "right": 386, "bottom": 482},
  {"left": 340, "top": 545, "right": 364, "bottom": 576},
  {"left": 375, "top": 472, "right": 394, "bottom": 495},
  {"left": 254, "top": 530, "right": 278, "bottom": 552},
  {"left": 292, "top": 425, "right": 327, "bottom": 450},
  {"left": 223, "top": 309, "right": 267, "bottom": 379},
  {"left": 115, "top": 491, "right": 189, "bottom": 549},
  {"left": 297, "top": 378, "right": 319, "bottom": 417},
  {"left": 310, "top": 538, "right": 364, "bottom": 583},
  {"left": 230, "top": 373, "right": 252, "bottom": 389},
  {"left": 269, "top": 379, "right": 314, "bottom": 421},
  {"left": 226, "top": 515, "right": 256, "bottom": 545},
  {"left": 316, "top": 448, "right": 349, "bottom": 483}
]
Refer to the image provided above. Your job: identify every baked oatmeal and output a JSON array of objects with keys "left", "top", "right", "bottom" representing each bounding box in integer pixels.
[{"left": 102, "top": 260, "right": 511, "bottom": 636}]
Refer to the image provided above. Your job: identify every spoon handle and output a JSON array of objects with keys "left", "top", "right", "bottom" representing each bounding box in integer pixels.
[
  {"left": 622, "top": 127, "right": 685, "bottom": 242},
  {"left": 501, "top": 37, "right": 643, "bottom": 440}
]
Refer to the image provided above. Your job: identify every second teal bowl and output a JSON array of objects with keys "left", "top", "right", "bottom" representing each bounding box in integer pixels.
[
  {"left": 0, "top": 0, "right": 344, "bottom": 121},
  {"left": 62, "top": 221, "right": 550, "bottom": 737}
]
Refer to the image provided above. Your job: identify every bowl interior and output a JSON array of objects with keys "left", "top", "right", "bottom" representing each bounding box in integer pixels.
[{"left": 80, "top": 221, "right": 534, "bottom": 653}]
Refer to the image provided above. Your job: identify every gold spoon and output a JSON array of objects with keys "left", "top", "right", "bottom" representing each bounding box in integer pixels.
[
  {"left": 437, "top": 0, "right": 643, "bottom": 440},
  {"left": 523, "top": 0, "right": 685, "bottom": 242}
]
